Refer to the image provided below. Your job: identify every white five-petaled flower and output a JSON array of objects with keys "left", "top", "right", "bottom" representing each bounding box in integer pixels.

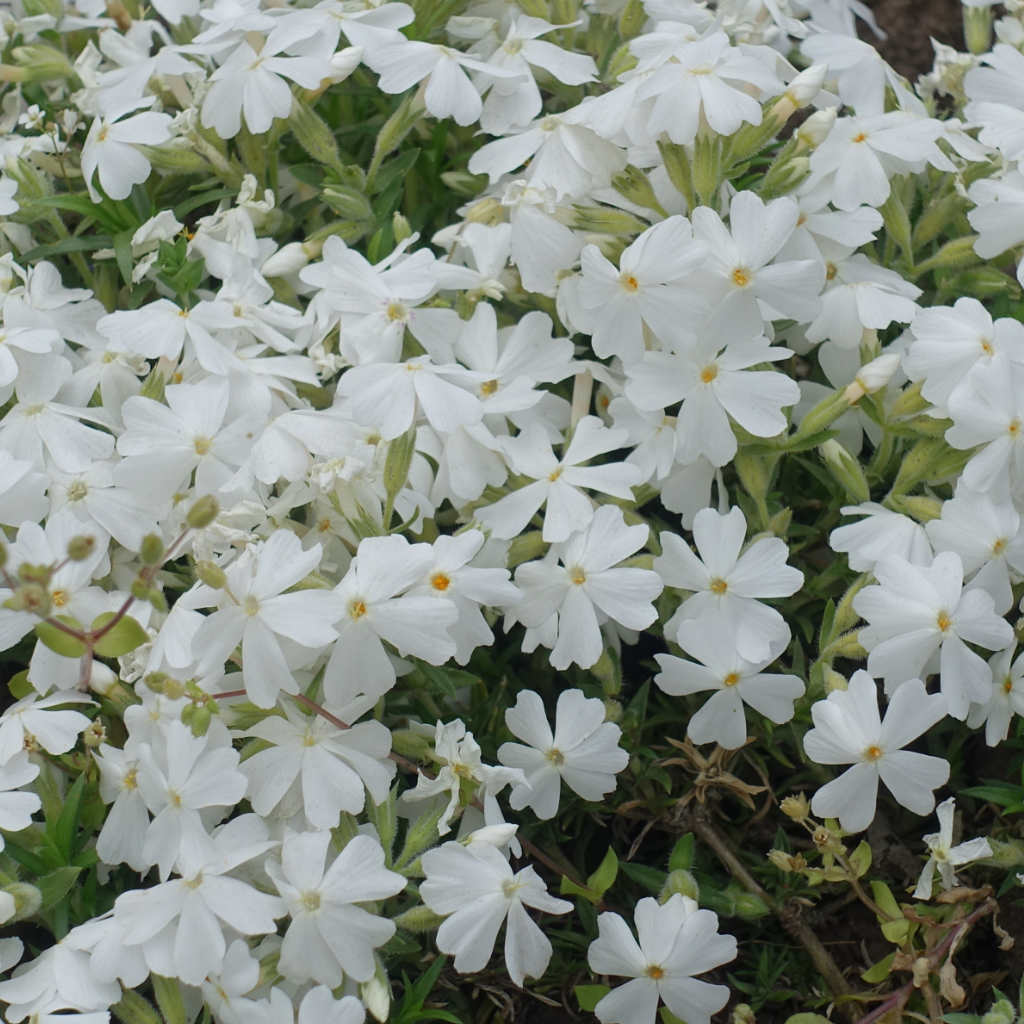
[
  {"left": 803, "top": 671, "right": 949, "bottom": 833},
  {"left": 913, "top": 797, "right": 992, "bottom": 899},
  {"left": 587, "top": 893, "right": 737, "bottom": 1024},
  {"left": 498, "top": 688, "right": 628, "bottom": 820},
  {"left": 267, "top": 830, "right": 405, "bottom": 987},
  {"left": 853, "top": 550, "right": 1014, "bottom": 719},
  {"left": 512, "top": 505, "right": 662, "bottom": 670},
  {"left": 420, "top": 835, "right": 572, "bottom": 986}
]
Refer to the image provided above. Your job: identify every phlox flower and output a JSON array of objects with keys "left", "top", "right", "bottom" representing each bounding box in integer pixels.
[
  {"left": 405, "top": 719, "right": 525, "bottom": 835},
  {"left": 803, "top": 671, "right": 949, "bottom": 833},
  {"left": 964, "top": 44, "right": 1024, "bottom": 162},
  {"left": 690, "top": 191, "right": 824, "bottom": 338},
  {"left": 0, "top": 692, "right": 94, "bottom": 766},
  {"left": 967, "top": 646, "right": 1024, "bottom": 746},
  {"left": 655, "top": 613, "right": 804, "bottom": 750},
  {"left": 81, "top": 105, "right": 172, "bottom": 201},
  {"left": 0, "top": 451, "right": 48, "bottom": 527},
  {"left": 828, "top": 502, "right": 932, "bottom": 574},
  {"left": 420, "top": 836, "right": 571, "bottom": 986},
  {"left": 854, "top": 551, "right": 1014, "bottom": 719},
  {"left": 134, "top": 719, "right": 248, "bottom": 880},
  {"left": 624, "top": 331, "right": 800, "bottom": 467},
  {"left": 575, "top": 216, "right": 708, "bottom": 363},
  {"left": 0, "top": 317, "right": 59, "bottom": 389},
  {"left": 512, "top": 505, "right": 662, "bottom": 670},
  {"left": 477, "top": 416, "right": 641, "bottom": 544},
  {"left": 252, "top": 985, "right": 366, "bottom": 1024},
  {"left": 913, "top": 797, "right": 992, "bottom": 899},
  {"left": 635, "top": 31, "right": 782, "bottom": 145},
  {"left": 94, "top": 741, "right": 149, "bottom": 872},
  {"left": 497, "top": 688, "right": 628, "bottom": 819},
  {"left": 267, "top": 830, "right": 405, "bottom": 987},
  {"left": 113, "top": 815, "right": 284, "bottom": 986},
  {"left": 322, "top": 534, "right": 459, "bottom": 707},
  {"left": 655, "top": 506, "right": 803, "bottom": 663},
  {"left": 587, "top": 893, "right": 736, "bottom": 1024},
  {"left": 191, "top": 530, "right": 342, "bottom": 708},
  {"left": 241, "top": 697, "right": 395, "bottom": 826}
]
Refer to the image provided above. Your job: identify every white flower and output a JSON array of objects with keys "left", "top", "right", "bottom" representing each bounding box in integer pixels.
[
  {"left": 267, "top": 830, "right": 405, "bottom": 987},
  {"left": 81, "top": 106, "right": 172, "bottom": 201},
  {"left": 192, "top": 531, "right": 342, "bottom": 708},
  {"left": 655, "top": 506, "right": 803, "bottom": 663},
  {"left": 913, "top": 797, "right": 992, "bottom": 899},
  {"left": 803, "top": 671, "right": 949, "bottom": 833},
  {"left": 420, "top": 838, "right": 571, "bottom": 986},
  {"left": 967, "top": 647, "right": 1024, "bottom": 746},
  {"left": 241, "top": 698, "right": 394, "bottom": 826},
  {"left": 94, "top": 741, "right": 149, "bottom": 872},
  {"left": 829, "top": 502, "right": 933, "bottom": 574},
  {"left": 587, "top": 894, "right": 736, "bottom": 1024},
  {"left": 575, "top": 216, "right": 708, "bottom": 363},
  {"left": 477, "top": 417, "right": 641, "bottom": 544},
  {"left": 113, "top": 816, "right": 283, "bottom": 986},
  {"left": 0, "top": 692, "right": 94, "bottom": 766},
  {"left": 854, "top": 551, "right": 1014, "bottom": 719},
  {"left": 498, "top": 689, "right": 628, "bottom": 819},
  {"left": 512, "top": 505, "right": 662, "bottom": 670},
  {"left": 655, "top": 613, "right": 804, "bottom": 750}
]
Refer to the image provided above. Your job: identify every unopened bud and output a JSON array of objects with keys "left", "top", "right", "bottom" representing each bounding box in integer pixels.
[
  {"left": 844, "top": 353, "right": 901, "bottom": 403},
  {"left": 391, "top": 904, "right": 446, "bottom": 933},
  {"left": 186, "top": 495, "right": 219, "bottom": 529},
  {"left": 659, "top": 869, "right": 699, "bottom": 903},
  {"left": 66, "top": 535, "right": 97, "bottom": 562},
  {"left": 440, "top": 170, "right": 489, "bottom": 198},
  {"left": 964, "top": 4, "right": 994, "bottom": 55},
  {"left": 289, "top": 97, "right": 343, "bottom": 171},
  {"left": 382, "top": 427, "right": 417, "bottom": 516},
  {"left": 262, "top": 241, "right": 316, "bottom": 278},
  {"left": 823, "top": 667, "right": 848, "bottom": 692},
  {"left": 772, "top": 65, "right": 827, "bottom": 125},
  {"left": 796, "top": 107, "right": 837, "bottom": 150},
  {"left": 618, "top": 0, "right": 646, "bottom": 36},
  {"left": 731, "top": 1005, "right": 756, "bottom": 1024},
  {"left": 186, "top": 704, "right": 212, "bottom": 736},
  {"left": 195, "top": 561, "right": 227, "bottom": 590},
  {"left": 392, "top": 211, "right": 412, "bottom": 245},
  {"left": 140, "top": 534, "right": 164, "bottom": 566},
  {"left": 819, "top": 439, "right": 870, "bottom": 504},
  {"left": 11, "top": 44, "right": 73, "bottom": 81},
  {"left": 7, "top": 583, "right": 50, "bottom": 616},
  {"left": 568, "top": 205, "right": 649, "bottom": 235},
  {"left": 361, "top": 968, "right": 390, "bottom": 1023},
  {"left": 767, "top": 849, "right": 798, "bottom": 872}
]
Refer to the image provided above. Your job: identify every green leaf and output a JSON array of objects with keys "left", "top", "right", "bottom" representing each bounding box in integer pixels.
[
  {"left": 558, "top": 876, "right": 597, "bottom": 903},
  {"left": 861, "top": 951, "right": 895, "bottom": 984},
  {"left": 20, "top": 234, "right": 115, "bottom": 263},
  {"left": 113, "top": 230, "right": 134, "bottom": 285},
  {"left": 151, "top": 975, "right": 187, "bottom": 1024},
  {"left": 34, "top": 617, "right": 87, "bottom": 658},
  {"left": 574, "top": 985, "right": 609, "bottom": 1012},
  {"left": 669, "top": 833, "right": 695, "bottom": 872},
  {"left": 8, "top": 670, "right": 32, "bottom": 700},
  {"left": 870, "top": 880, "right": 901, "bottom": 919},
  {"left": 51, "top": 773, "right": 87, "bottom": 861},
  {"left": 848, "top": 840, "right": 872, "bottom": 878},
  {"left": 36, "top": 866, "right": 81, "bottom": 911},
  {"left": 587, "top": 847, "right": 619, "bottom": 897},
  {"left": 91, "top": 613, "right": 148, "bottom": 657},
  {"left": 784, "top": 1015, "right": 834, "bottom": 1024}
]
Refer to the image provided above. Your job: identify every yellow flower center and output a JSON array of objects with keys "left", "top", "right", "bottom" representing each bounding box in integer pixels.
[
  {"left": 546, "top": 748, "right": 565, "bottom": 765},
  {"left": 700, "top": 364, "right": 718, "bottom": 384},
  {"left": 569, "top": 566, "right": 586, "bottom": 585},
  {"left": 709, "top": 577, "right": 728, "bottom": 595},
  {"left": 731, "top": 267, "right": 750, "bottom": 288},
  {"left": 863, "top": 744, "right": 883, "bottom": 762},
  {"left": 936, "top": 610, "right": 951, "bottom": 633},
  {"left": 193, "top": 436, "right": 212, "bottom": 456},
  {"left": 51, "top": 588, "right": 68, "bottom": 607},
  {"left": 825, "top": 262, "right": 838, "bottom": 281},
  {"left": 243, "top": 595, "right": 260, "bottom": 617},
  {"left": 646, "top": 965, "right": 665, "bottom": 979},
  {"left": 301, "top": 891, "right": 321, "bottom": 912},
  {"left": 480, "top": 379, "right": 499, "bottom": 396},
  {"left": 980, "top": 338, "right": 994, "bottom": 356},
  {"left": 992, "top": 537, "right": 1007, "bottom": 555},
  {"left": 431, "top": 572, "right": 451, "bottom": 592},
  {"left": 548, "top": 466, "right": 563, "bottom": 482},
  {"left": 1004, "top": 676, "right": 1014, "bottom": 695},
  {"left": 386, "top": 301, "right": 407, "bottom": 322},
  {"left": 349, "top": 599, "right": 367, "bottom": 620},
  {"left": 723, "top": 671, "right": 741, "bottom": 687},
  {"left": 852, "top": 132, "right": 868, "bottom": 143},
  {"left": 1009, "top": 419, "right": 1021, "bottom": 438},
  {"left": 620, "top": 273, "right": 640, "bottom": 292}
]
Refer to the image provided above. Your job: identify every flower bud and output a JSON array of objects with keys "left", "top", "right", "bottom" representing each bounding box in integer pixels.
[
  {"left": 185, "top": 704, "right": 212, "bottom": 737},
  {"left": 5, "top": 882, "right": 41, "bottom": 921},
  {"left": 731, "top": 1005, "right": 756, "bottom": 1024},
  {"left": 289, "top": 97, "right": 343, "bottom": 172},
  {"left": 568, "top": 205, "right": 648, "bottom": 235},
  {"left": 82, "top": 719, "right": 106, "bottom": 747},
  {"left": 139, "top": 534, "right": 164, "bottom": 566},
  {"left": 141, "top": 142, "right": 210, "bottom": 174},
  {"left": 66, "top": 535, "right": 97, "bottom": 562},
  {"left": 796, "top": 107, "right": 837, "bottom": 149},
  {"left": 88, "top": 660, "right": 118, "bottom": 696},
  {"left": 326, "top": 45, "right": 362, "bottom": 84},
  {"left": 186, "top": 495, "right": 219, "bottom": 529},
  {"left": 440, "top": 170, "right": 489, "bottom": 198},
  {"left": 770, "top": 65, "right": 827, "bottom": 126},
  {"left": 819, "top": 439, "right": 871, "bottom": 504},
  {"left": 964, "top": 4, "right": 994, "bottom": 54},
  {"left": 10, "top": 44, "right": 73, "bottom": 81},
  {"left": 0, "top": 541, "right": 6, "bottom": 568},
  {"left": 361, "top": 967, "right": 391, "bottom": 1023},
  {"left": 392, "top": 211, "right": 412, "bottom": 245},
  {"left": 659, "top": 869, "right": 700, "bottom": 903},
  {"left": 195, "top": 561, "right": 227, "bottom": 590},
  {"left": 391, "top": 904, "right": 446, "bottom": 933},
  {"left": 6, "top": 583, "right": 50, "bottom": 616},
  {"left": 844, "top": 353, "right": 901, "bottom": 404}
]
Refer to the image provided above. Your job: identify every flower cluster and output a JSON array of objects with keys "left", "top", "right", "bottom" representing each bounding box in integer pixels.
[{"left": 0, "top": 0, "right": 1021, "bottom": 1021}]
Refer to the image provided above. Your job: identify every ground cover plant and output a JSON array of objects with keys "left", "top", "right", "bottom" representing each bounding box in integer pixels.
[{"left": 3, "top": 0, "right": 1024, "bottom": 1021}]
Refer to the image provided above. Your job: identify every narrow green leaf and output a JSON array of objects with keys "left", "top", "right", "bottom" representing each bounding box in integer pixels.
[
  {"left": 861, "top": 951, "right": 895, "bottom": 983},
  {"left": 113, "top": 230, "right": 134, "bottom": 285},
  {"left": 51, "top": 773, "right": 87, "bottom": 861},
  {"left": 587, "top": 847, "right": 619, "bottom": 897},
  {"left": 151, "top": 975, "right": 187, "bottom": 1024},
  {"left": 36, "top": 866, "right": 81, "bottom": 911},
  {"left": 669, "top": 833, "right": 695, "bottom": 872}
]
